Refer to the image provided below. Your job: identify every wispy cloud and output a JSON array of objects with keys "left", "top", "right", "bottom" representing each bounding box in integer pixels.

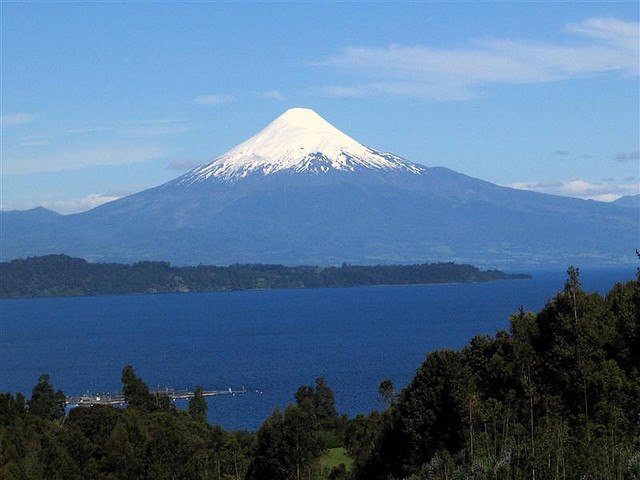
[
  {"left": 194, "top": 94, "right": 235, "bottom": 105},
  {"left": 566, "top": 17, "right": 639, "bottom": 51},
  {"left": 0, "top": 193, "right": 122, "bottom": 214},
  {"left": 63, "top": 120, "right": 189, "bottom": 138},
  {"left": 20, "top": 136, "right": 50, "bottom": 147},
  {"left": 43, "top": 193, "right": 121, "bottom": 214},
  {"left": 138, "top": 118, "right": 188, "bottom": 124},
  {"left": 257, "top": 89, "right": 284, "bottom": 100},
  {"left": 315, "top": 17, "right": 639, "bottom": 100},
  {"left": 615, "top": 150, "right": 639, "bottom": 162},
  {"left": 1, "top": 113, "right": 36, "bottom": 127},
  {"left": 321, "top": 82, "right": 471, "bottom": 101},
  {"left": 166, "top": 158, "right": 204, "bottom": 171},
  {"left": 4, "top": 146, "right": 168, "bottom": 175},
  {"left": 127, "top": 118, "right": 189, "bottom": 137},
  {"left": 64, "top": 126, "right": 112, "bottom": 135},
  {"left": 508, "top": 177, "right": 639, "bottom": 201}
]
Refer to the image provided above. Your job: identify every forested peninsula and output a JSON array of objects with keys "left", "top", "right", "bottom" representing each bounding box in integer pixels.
[
  {"left": 1, "top": 269, "right": 638, "bottom": 479},
  {"left": 0, "top": 254, "right": 529, "bottom": 299}
]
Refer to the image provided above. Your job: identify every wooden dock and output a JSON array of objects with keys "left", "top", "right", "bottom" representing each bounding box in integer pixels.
[{"left": 66, "top": 387, "right": 247, "bottom": 407}]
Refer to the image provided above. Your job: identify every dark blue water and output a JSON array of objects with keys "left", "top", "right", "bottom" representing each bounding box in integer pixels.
[{"left": 0, "top": 267, "right": 635, "bottom": 430}]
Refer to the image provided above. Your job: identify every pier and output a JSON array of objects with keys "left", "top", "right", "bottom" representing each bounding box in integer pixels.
[{"left": 66, "top": 387, "right": 247, "bottom": 407}]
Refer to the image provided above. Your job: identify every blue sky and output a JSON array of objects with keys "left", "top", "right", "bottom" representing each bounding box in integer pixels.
[{"left": 1, "top": 2, "right": 638, "bottom": 213}]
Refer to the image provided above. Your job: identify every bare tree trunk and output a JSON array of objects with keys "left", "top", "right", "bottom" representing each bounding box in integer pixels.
[
  {"left": 296, "top": 436, "right": 300, "bottom": 480},
  {"left": 234, "top": 451, "right": 239, "bottom": 480},
  {"left": 469, "top": 401, "right": 474, "bottom": 468},
  {"left": 528, "top": 366, "right": 536, "bottom": 480}
]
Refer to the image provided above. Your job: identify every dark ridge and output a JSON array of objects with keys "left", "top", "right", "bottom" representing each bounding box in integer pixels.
[{"left": 0, "top": 254, "right": 529, "bottom": 299}]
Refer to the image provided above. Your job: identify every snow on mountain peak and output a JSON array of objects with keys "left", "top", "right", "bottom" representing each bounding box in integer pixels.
[
  {"left": 273, "top": 107, "right": 336, "bottom": 131},
  {"left": 180, "top": 108, "right": 426, "bottom": 183}
]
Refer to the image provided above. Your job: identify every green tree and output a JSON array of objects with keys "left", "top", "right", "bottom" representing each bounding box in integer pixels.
[
  {"left": 314, "top": 377, "right": 337, "bottom": 421},
  {"left": 345, "top": 412, "right": 384, "bottom": 471},
  {"left": 249, "top": 384, "right": 328, "bottom": 480},
  {"left": 377, "top": 379, "right": 396, "bottom": 409},
  {"left": 121, "top": 365, "right": 155, "bottom": 411},
  {"left": 360, "top": 350, "right": 475, "bottom": 479},
  {"left": 28, "top": 374, "right": 65, "bottom": 421},
  {"left": 282, "top": 404, "right": 324, "bottom": 480},
  {"left": 188, "top": 385, "right": 208, "bottom": 422},
  {"left": 0, "top": 392, "right": 26, "bottom": 425},
  {"left": 607, "top": 278, "right": 640, "bottom": 371},
  {"left": 247, "top": 408, "right": 288, "bottom": 480}
]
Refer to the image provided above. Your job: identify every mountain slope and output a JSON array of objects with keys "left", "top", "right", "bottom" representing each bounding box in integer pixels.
[
  {"left": 613, "top": 194, "right": 639, "bottom": 209},
  {"left": 1, "top": 109, "right": 637, "bottom": 267}
]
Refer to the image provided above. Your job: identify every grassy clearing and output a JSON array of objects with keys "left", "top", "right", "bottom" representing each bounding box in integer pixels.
[{"left": 323, "top": 447, "right": 353, "bottom": 470}]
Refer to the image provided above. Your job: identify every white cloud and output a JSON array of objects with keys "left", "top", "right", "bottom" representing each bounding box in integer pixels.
[
  {"left": 315, "top": 17, "right": 639, "bottom": 100},
  {"left": 194, "top": 94, "right": 235, "bottom": 105},
  {"left": 1, "top": 113, "right": 35, "bottom": 127},
  {"left": 0, "top": 193, "right": 121, "bottom": 214},
  {"left": 4, "top": 146, "right": 168, "bottom": 175},
  {"left": 43, "top": 193, "right": 121, "bottom": 214},
  {"left": 508, "top": 177, "right": 639, "bottom": 201},
  {"left": 566, "top": 17, "right": 639, "bottom": 51}
]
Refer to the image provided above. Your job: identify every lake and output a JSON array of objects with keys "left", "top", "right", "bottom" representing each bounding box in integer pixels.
[{"left": 0, "top": 267, "right": 635, "bottom": 431}]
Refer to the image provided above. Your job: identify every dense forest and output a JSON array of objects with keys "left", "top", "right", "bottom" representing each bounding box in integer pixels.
[
  {"left": 0, "top": 254, "right": 528, "bottom": 299},
  {"left": 1, "top": 268, "right": 638, "bottom": 479}
]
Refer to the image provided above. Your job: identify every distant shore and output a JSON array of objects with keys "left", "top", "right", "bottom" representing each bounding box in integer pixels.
[{"left": 0, "top": 254, "right": 530, "bottom": 299}]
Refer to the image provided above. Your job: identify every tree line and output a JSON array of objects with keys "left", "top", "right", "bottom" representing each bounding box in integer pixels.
[
  {"left": 0, "top": 254, "right": 527, "bottom": 298},
  {"left": 1, "top": 268, "right": 638, "bottom": 479}
]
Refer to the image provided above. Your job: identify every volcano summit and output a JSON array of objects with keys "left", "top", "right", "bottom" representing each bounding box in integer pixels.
[
  {"left": 2, "top": 109, "right": 637, "bottom": 267},
  {"left": 180, "top": 108, "right": 424, "bottom": 182}
]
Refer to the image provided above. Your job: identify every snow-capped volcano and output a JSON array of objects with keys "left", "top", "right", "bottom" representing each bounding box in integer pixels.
[
  {"left": 3, "top": 108, "right": 637, "bottom": 267},
  {"left": 179, "top": 108, "right": 425, "bottom": 183}
]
